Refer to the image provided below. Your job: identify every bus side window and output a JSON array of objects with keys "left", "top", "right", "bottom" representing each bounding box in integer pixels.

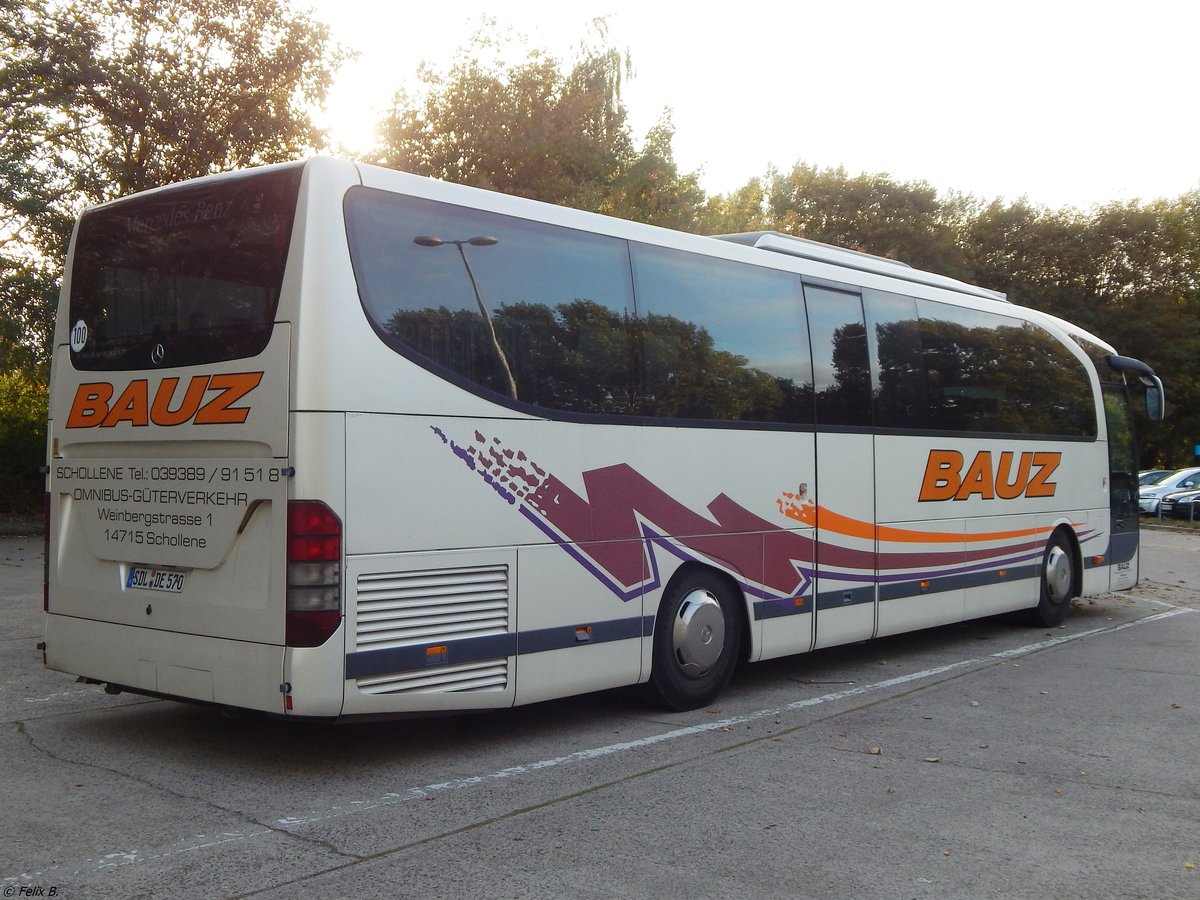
[
  {"left": 630, "top": 243, "right": 814, "bottom": 425},
  {"left": 864, "top": 289, "right": 929, "bottom": 430},
  {"left": 804, "top": 284, "right": 871, "bottom": 428}
]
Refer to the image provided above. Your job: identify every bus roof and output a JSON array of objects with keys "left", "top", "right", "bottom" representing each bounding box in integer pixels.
[{"left": 714, "top": 230, "right": 1008, "bottom": 304}]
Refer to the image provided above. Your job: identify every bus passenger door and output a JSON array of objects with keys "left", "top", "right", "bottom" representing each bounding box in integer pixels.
[
  {"left": 1103, "top": 385, "right": 1140, "bottom": 589},
  {"left": 804, "top": 284, "right": 878, "bottom": 649}
]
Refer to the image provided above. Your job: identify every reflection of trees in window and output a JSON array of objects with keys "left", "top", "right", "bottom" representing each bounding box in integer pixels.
[
  {"left": 385, "top": 299, "right": 811, "bottom": 423},
  {"left": 872, "top": 317, "right": 928, "bottom": 428},
  {"left": 385, "top": 300, "right": 634, "bottom": 414},
  {"left": 504, "top": 300, "right": 634, "bottom": 413},
  {"left": 639, "top": 313, "right": 809, "bottom": 421},
  {"left": 71, "top": 169, "right": 299, "bottom": 370},
  {"left": 920, "top": 313, "right": 1095, "bottom": 436},
  {"left": 1103, "top": 391, "right": 1139, "bottom": 517},
  {"left": 350, "top": 188, "right": 815, "bottom": 426},
  {"left": 815, "top": 321, "right": 871, "bottom": 426},
  {"left": 806, "top": 285, "right": 870, "bottom": 427}
]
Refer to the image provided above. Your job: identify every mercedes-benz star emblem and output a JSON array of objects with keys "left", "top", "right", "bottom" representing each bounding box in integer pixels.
[{"left": 150, "top": 343, "right": 165, "bottom": 365}]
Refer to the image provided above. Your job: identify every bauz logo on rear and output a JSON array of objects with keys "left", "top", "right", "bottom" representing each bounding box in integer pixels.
[
  {"left": 65, "top": 372, "right": 263, "bottom": 428},
  {"left": 918, "top": 449, "right": 1061, "bottom": 501}
]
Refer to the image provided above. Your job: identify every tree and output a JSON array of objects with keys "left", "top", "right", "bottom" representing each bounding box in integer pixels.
[
  {"left": 373, "top": 25, "right": 705, "bottom": 227},
  {"left": 0, "top": 369, "right": 47, "bottom": 514},
  {"left": 0, "top": 0, "right": 342, "bottom": 378},
  {"left": 762, "top": 163, "right": 973, "bottom": 278},
  {"left": 602, "top": 115, "right": 706, "bottom": 231},
  {"left": 696, "top": 176, "right": 768, "bottom": 236},
  {"left": 0, "top": 0, "right": 93, "bottom": 379},
  {"left": 962, "top": 200, "right": 1096, "bottom": 321}
]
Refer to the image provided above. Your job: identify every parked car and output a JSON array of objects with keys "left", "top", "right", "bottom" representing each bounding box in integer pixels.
[
  {"left": 1139, "top": 468, "right": 1175, "bottom": 485},
  {"left": 1160, "top": 488, "right": 1200, "bottom": 520},
  {"left": 1139, "top": 468, "right": 1200, "bottom": 514}
]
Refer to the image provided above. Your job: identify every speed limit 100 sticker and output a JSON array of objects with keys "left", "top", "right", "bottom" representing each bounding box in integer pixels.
[{"left": 71, "top": 320, "right": 88, "bottom": 352}]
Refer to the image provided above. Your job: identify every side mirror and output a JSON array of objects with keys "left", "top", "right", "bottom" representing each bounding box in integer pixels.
[
  {"left": 1106, "top": 356, "right": 1165, "bottom": 423},
  {"left": 1139, "top": 374, "right": 1165, "bottom": 422}
]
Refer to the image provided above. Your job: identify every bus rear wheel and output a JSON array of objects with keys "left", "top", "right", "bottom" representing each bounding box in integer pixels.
[
  {"left": 1028, "top": 530, "right": 1076, "bottom": 627},
  {"left": 647, "top": 569, "right": 743, "bottom": 711}
]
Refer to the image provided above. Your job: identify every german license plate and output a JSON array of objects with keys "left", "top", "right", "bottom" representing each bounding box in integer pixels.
[{"left": 126, "top": 567, "right": 186, "bottom": 593}]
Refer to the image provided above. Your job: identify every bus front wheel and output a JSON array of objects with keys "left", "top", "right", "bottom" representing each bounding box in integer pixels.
[
  {"left": 647, "top": 569, "right": 743, "bottom": 711},
  {"left": 1028, "top": 530, "right": 1076, "bottom": 627}
]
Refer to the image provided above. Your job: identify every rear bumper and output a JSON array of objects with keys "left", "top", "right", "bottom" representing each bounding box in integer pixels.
[{"left": 44, "top": 613, "right": 289, "bottom": 714}]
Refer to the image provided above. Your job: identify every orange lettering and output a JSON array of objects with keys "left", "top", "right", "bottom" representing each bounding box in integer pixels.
[
  {"left": 920, "top": 448, "right": 1060, "bottom": 502},
  {"left": 994, "top": 451, "right": 1032, "bottom": 500},
  {"left": 193, "top": 372, "right": 263, "bottom": 425},
  {"left": 66, "top": 383, "right": 114, "bottom": 428},
  {"left": 150, "top": 376, "right": 208, "bottom": 426},
  {"left": 919, "top": 450, "right": 962, "bottom": 501},
  {"left": 101, "top": 379, "right": 150, "bottom": 427},
  {"left": 64, "top": 372, "right": 263, "bottom": 429},
  {"left": 1026, "top": 452, "right": 1061, "bottom": 498},
  {"left": 954, "top": 451, "right": 995, "bottom": 501}
]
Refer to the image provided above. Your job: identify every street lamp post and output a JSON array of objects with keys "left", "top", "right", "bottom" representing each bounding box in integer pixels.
[{"left": 413, "top": 235, "right": 517, "bottom": 400}]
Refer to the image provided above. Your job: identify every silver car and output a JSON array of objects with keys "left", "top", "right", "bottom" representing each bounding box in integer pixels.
[{"left": 1139, "top": 467, "right": 1200, "bottom": 514}]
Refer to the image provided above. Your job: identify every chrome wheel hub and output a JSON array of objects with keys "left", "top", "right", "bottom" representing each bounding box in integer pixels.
[
  {"left": 1045, "top": 545, "right": 1072, "bottom": 604},
  {"left": 672, "top": 589, "right": 726, "bottom": 677}
]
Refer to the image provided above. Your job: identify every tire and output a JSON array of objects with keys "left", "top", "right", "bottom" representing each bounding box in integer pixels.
[
  {"left": 647, "top": 569, "right": 743, "bottom": 711},
  {"left": 1027, "top": 530, "right": 1076, "bottom": 627}
]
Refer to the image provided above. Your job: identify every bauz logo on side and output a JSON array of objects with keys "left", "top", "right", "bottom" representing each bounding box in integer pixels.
[
  {"left": 919, "top": 449, "right": 1061, "bottom": 502},
  {"left": 65, "top": 372, "right": 263, "bottom": 428}
]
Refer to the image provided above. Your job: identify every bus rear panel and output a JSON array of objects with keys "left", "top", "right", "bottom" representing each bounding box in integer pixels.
[{"left": 46, "top": 162, "right": 347, "bottom": 715}]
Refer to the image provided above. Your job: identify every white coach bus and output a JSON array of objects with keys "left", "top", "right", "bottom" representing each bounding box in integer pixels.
[{"left": 43, "top": 158, "right": 1164, "bottom": 718}]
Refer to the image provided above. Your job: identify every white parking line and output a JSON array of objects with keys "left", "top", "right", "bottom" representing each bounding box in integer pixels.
[
  {"left": 23, "top": 689, "right": 98, "bottom": 703},
  {"left": 1142, "top": 598, "right": 1179, "bottom": 609}
]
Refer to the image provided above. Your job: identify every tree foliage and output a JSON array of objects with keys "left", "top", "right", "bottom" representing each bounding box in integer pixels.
[
  {"left": 0, "top": 369, "right": 47, "bottom": 514},
  {"left": 374, "top": 25, "right": 703, "bottom": 229},
  {"left": 762, "top": 163, "right": 974, "bottom": 279},
  {"left": 0, "top": 0, "right": 341, "bottom": 379}
]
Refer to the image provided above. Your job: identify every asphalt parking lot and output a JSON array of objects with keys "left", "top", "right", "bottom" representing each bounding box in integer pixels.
[{"left": 2, "top": 527, "right": 1198, "bottom": 899}]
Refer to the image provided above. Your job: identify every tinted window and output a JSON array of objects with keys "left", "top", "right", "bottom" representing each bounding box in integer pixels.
[
  {"left": 1071, "top": 335, "right": 1124, "bottom": 385},
  {"left": 630, "top": 243, "right": 812, "bottom": 423},
  {"left": 864, "top": 289, "right": 928, "bottom": 429},
  {"left": 346, "top": 188, "right": 636, "bottom": 413},
  {"left": 805, "top": 285, "right": 871, "bottom": 427},
  {"left": 69, "top": 164, "right": 303, "bottom": 370},
  {"left": 1103, "top": 388, "right": 1139, "bottom": 517},
  {"left": 346, "top": 187, "right": 814, "bottom": 425},
  {"left": 918, "top": 299, "right": 1095, "bottom": 436}
]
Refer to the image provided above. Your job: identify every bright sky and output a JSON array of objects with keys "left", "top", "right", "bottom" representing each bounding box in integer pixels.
[{"left": 304, "top": 0, "right": 1199, "bottom": 210}]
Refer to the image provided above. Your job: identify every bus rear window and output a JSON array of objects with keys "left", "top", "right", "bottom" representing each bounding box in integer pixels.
[{"left": 68, "top": 164, "right": 303, "bottom": 370}]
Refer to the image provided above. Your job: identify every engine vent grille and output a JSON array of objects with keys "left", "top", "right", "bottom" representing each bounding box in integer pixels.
[
  {"left": 356, "top": 659, "right": 509, "bottom": 695},
  {"left": 353, "top": 564, "right": 510, "bottom": 694}
]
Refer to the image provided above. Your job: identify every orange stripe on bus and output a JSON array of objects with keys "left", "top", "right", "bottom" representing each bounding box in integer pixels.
[{"left": 781, "top": 500, "right": 1074, "bottom": 544}]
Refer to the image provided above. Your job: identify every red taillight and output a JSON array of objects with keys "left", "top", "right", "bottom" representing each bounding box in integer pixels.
[
  {"left": 286, "top": 501, "right": 342, "bottom": 648},
  {"left": 287, "top": 501, "right": 341, "bottom": 561}
]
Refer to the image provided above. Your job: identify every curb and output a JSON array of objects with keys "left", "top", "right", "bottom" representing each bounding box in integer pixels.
[{"left": 1141, "top": 521, "right": 1200, "bottom": 534}]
